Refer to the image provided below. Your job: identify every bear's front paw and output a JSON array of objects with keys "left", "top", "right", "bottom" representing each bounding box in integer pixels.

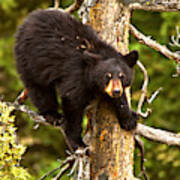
[{"left": 119, "top": 111, "right": 139, "bottom": 131}]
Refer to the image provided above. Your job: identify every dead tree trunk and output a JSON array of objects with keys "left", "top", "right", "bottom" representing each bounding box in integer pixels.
[{"left": 82, "top": 0, "right": 137, "bottom": 179}]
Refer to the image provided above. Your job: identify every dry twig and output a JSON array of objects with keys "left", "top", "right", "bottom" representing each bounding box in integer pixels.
[
  {"left": 169, "top": 26, "right": 180, "bottom": 77},
  {"left": 135, "top": 135, "right": 149, "bottom": 180},
  {"left": 53, "top": 163, "right": 71, "bottom": 180},
  {"left": 169, "top": 26, "right": 180, "bottom": 48},
  {"left": 64, "top": 0, "right": 84, "bottom": 13},
  {"left": 4, "top": 100, "right": 75, "bottom": 152},
  {"left": 136, "top": 60, "right": 151, "bottom": 118},
  {"left": 147, "top": 87, "right": 163, "bottom": 104},
  {"left": 136, "top": 60, "right": 162, "bottom": 118},
  {"left": 130, "top": 24, "right": 180, "bottom": 63},
  {"left": 53, "top": 0, "right": 84, "bottom": 13},
  {"left": 54, "top": 0, "right": 60, "bottom": 9},
  {"left": 172, "top": 64, "right": 180, "bottom": 77},
  {"left": 40, "top": 155, "right": 74, "bottom": 180},
  {"left": 7, "top": 101, "right": 47, "bottom": 124},
  {"left": 39, "top": 147, "right": 89, "bottom": 180}
]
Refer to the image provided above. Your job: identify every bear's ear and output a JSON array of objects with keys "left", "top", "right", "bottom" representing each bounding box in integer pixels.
[
  {"left": 83, "top": 50, "right": 102, "bottom": 65},
  {"left": 123, "top": 50, "right": 138, "bottom": 67}
]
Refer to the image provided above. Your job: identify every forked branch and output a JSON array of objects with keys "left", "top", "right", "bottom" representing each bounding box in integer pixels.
[
  {"left": 169, "top": 26, "right": 180, "bottom": 48},
  {"left": 136, "top": 60, "right": 162, "bottom": 118},
  {"left": 64, "top": 0, "right": 84, "bottom": 13},
  {"left": 39, "top": 147, "right": 89, "bottom": 180},
  {"left": 136, "top": 60, "right": 151, "bottom": 118},
  {"left": 53, "top": 0, "right": 84, "bottom": 13}
]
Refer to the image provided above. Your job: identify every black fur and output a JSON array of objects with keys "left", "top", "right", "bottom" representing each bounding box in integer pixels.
[{"left": 15, "top": 9, "right": 139, "bottom": 150}]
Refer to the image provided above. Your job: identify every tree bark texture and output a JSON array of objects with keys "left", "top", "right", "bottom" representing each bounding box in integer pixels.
[{"left": 87, "top": 1, "right": 137, "bottom": 179}]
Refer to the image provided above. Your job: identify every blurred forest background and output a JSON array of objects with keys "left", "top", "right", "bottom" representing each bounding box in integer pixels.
[{"left": 0, "top": 0, "right": 180, "bottom": 179}]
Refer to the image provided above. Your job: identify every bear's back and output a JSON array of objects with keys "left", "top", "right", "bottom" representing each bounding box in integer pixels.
[
  {"left": 14, "top": 9, "right": 119, "bottom": 86},
  {"left": 14, "top": 10, "right": 100, "bottom": 84},
  {"left": 15, "top": 10, "right": 99, "bottom": 54}
]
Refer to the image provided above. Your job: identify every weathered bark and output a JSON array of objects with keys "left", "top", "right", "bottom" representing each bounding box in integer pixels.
[
  {"left": 83, "top": 0, "right": 137, "bottom": 179},
  {"left": 90, "top": 99, "right": 136, "bottom": 180}
]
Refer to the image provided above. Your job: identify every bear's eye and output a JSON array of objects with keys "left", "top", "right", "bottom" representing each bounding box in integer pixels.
[
  {"left": 118, "top": 72, "right": 127, "bottom": 84},
  {"left": 105, "top": 72, "right": 112, "bottom": 85},
  {"left": 118, "top": 72, "right": 125, "bottom": 79}
]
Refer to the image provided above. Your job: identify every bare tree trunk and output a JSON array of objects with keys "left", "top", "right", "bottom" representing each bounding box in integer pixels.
[{"left": 85, "top": 0, "right": 137, "bottom": 179}]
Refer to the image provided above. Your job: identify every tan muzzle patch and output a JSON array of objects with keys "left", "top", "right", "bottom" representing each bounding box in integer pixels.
[{"left": 105, "top": 79, "right": 123, "bottom": 97}]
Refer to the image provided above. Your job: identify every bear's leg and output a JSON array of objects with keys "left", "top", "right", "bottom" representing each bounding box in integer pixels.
[
  {"left": 27, "top": 84, "right": 62, "bottom": 124},
  {"left": 61, "top": 97, "right": 86, "bottom": 150},
  {"left": 117, "top": 104, "right": 138, "bottom": 130},
  {"left": 112, "top": 93, "right": 138, "bottom": 130}
]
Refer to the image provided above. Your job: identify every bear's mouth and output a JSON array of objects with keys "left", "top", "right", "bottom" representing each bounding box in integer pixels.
[{"left": 105, "top": 79, "right": 123, "bottom": 98}]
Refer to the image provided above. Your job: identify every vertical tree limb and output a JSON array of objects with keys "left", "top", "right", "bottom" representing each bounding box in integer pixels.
[
  {"left": 80, "top": 0, "right": 137, "bottom": 179},
  {"left": 136, "top": 60, "right": 152, "bottom": 118},
  {"left": 54, "top": 0, "right": 60, "bottom": 9}
]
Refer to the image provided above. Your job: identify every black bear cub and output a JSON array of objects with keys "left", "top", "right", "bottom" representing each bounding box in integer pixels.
[{"left": 15, "top": 9, "right": 139, "bottom": 150}]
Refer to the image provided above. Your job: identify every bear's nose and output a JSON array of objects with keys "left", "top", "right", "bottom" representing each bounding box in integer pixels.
[{"left": 112, "top": 89, "right": 120, "bottom": 97}]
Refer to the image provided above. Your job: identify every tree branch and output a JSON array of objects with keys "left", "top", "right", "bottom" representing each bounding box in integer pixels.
[
  {"left": 51, "top": 0, "right": 84, "bottom": 13},
  {"left": 130, "top": 24, "right": 180, "bottom": 63},
  {"left": 39, "top": 160, "right": 71, "bottom": 180},
  {"left": 3, "top": 101, "right": 180, "bottom": 146},
  {"left": 4, "top": 101, "right": 75, "bottom": 152},
  {"left": 136, "top": 60, "right": 151, "bottom": 118},
  {"left": 129, "top": 1, "right": 180, "bottom": 12},
  {"left": 136, "top": 60, "right": 162, "bottom": 118},
  {"left": 53, "top": 163, "right": 71, "bottom": 180},
  {"left": 169, "top": 26, "right": 180, "bottom": 48},
  {"left": 64, "top": 0, "right": 84, "bottom": 13},
  {"left": 54, "top": 0, "right": 60, "bottom": 9},
  {"left": 135, "top": 135, "right": 149, "bottom": 180},
  {"left": 7, "top": 102, "right": 47, "bottom": 124},
  {"left": 136, "top": 123, "right": 180, "bottom": 146}
]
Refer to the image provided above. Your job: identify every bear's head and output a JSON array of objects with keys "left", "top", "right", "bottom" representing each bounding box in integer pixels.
[{"left": 85, "top": 50, "right": 138, "bottom": 98}]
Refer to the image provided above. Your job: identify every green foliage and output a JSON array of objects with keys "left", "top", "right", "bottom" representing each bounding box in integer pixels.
[
  {"left": 0, "top": 101, "right": 31, "bottom": 180},
  {"left": 0, "top": 0, "right": 17, "bottom": 12}
]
